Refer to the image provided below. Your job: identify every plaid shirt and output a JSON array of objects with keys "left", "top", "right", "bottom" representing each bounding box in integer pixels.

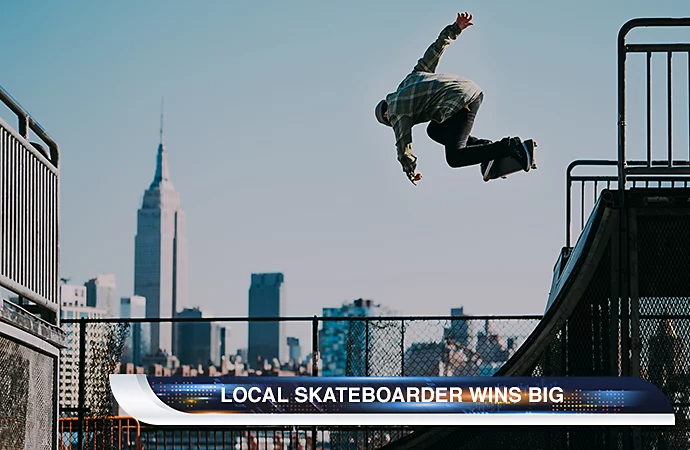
[{"left": 386, "top": 23, "right": 483, "bottom": 180}]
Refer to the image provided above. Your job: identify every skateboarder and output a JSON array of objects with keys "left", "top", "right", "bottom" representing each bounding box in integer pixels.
[{"left": 374, "top": 12, "right": 533, "bottom": 185}]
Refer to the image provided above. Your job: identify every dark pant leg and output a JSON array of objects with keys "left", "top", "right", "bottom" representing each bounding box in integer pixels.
[
  {"left": 427, "top": 93, "right": 514, "bottom": 168},
  {"left": 467, "top": 136, "right": 493, "bottom": 146},
  {"left": 427, "top": 125, "right": 491, "bottom": 147},
  {"left": 427, "top": 96, "right": 491, "bottom": 146}
]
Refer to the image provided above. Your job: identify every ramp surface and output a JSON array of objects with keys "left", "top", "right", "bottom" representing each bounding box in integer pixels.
[{"left": 380, "top": 192, "right": 618, "bottom": 450}]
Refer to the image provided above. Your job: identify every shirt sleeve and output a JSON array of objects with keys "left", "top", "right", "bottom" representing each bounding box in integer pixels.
[
  {"left": 413, "top": 23, "right": 462, "bottom": 73},
  {"left": 392, "top": 116, "right": 417, "bottom": 177}
]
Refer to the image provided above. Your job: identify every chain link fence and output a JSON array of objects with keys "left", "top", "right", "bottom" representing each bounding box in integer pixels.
[
  {"left": 337, "top": 318, "right": 540, "bottom": 378},
  {"left": 636, "top": 210, "right": 690, "bottom": 449},
  {"left": 398, "top": 201, "right": 690, "bottom": 449},
  {"left": 58, "top": 315, "right": 539, "bottom": 449},
  {"left": 0, "top": 333, "right": 55, "bottom": 450},
  {"left": 59, "top": 320, "right": 130, "bottom": 449},
  {"left": 407, "top": 240, "right": 622, "bottom": 450},
  {"left": 59, "top": 321, "right": 129, "bottom": 419}
]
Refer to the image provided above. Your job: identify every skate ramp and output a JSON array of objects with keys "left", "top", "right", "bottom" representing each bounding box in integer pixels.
[
  {"left": 379, "top": 190, "right": 618, "bottom": 450},
  {"left": 382, "top": 188, "right": 690, "bottom": 449}
]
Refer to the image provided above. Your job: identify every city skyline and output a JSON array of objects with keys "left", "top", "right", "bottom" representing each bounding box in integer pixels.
[{"left": 1, "top": 0, "right": 687, "bottom": 336}]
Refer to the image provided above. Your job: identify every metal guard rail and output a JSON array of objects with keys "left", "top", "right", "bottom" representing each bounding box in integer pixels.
[
  {"left": 617, "top": 17, "right": 690, "bottom": 189},
  {"left": 0, "top": 82, "right": 61, "bottom": 317},
  {"left": 0, "top": 84, "right": 59, "bottom": 168},
  {"left": 566, "top": 159, "right": 690, "bottom": 247}
]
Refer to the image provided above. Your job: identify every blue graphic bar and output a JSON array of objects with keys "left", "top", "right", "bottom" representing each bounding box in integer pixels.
[{"left": 110, "top": 375, "right": 675, "bottom": 426}]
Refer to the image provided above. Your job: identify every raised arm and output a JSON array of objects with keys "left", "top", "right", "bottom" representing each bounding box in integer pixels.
[{"left": 413, "top": 12, "right": 474, "bottom": 73}]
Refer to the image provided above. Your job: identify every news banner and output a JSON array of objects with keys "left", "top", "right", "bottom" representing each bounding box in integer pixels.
[{"left": 110, "top": 375, "right": 674, "bottom": 426}]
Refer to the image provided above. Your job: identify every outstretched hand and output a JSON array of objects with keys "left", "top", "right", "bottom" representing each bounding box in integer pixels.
[{"left": 455, "top": 12, "right": 473, "bottom": 30}]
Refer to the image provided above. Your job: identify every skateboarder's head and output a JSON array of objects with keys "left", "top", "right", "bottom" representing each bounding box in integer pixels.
[{"left": 375, "top": 99, "right": 391, "bottom": 127}]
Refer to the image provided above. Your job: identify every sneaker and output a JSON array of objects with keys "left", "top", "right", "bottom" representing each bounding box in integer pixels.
[{"left": 509, "top": 137, "right": 532, "bottom": 172}]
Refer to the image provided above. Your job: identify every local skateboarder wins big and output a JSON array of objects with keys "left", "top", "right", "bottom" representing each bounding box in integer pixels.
[{"left": 375, "top": 12, "right": 534, "bottom": 185}]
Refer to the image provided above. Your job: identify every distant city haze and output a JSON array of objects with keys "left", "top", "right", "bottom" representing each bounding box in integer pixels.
[{"left": 1, "top": 0, "right": 688, "bottom": 350}]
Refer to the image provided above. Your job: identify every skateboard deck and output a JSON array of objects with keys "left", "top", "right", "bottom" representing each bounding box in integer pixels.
[{"left": 482, "top": 139, "right": 538, "bottom": 182}]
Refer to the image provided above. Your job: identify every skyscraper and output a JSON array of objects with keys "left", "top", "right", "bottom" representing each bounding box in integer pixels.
[
  {"left": 176, "top": 307, "right": 215, "bottom": 368},
  {"left": 445, "top": 306, "right": 470, "bottom": 346},
  {"left": 84, "top": 274, "right": 118, "bottom": 318},
  {"left": 287, "top": 337, "right": 301, "bottom": 364},
  {"left": 319, "top": 299, "right": 392, "bottom": 377},
  {"left": 120, "top": 296, "right": 150, "bottom": 367},
  {"left": 133, "top": 112, "right": 188, "bottom": 355},
  {"left": 248, "top": 273, "right": 285, "bottom": 369},
  {"left": 218, "top": 326, "right": 231, "bottom": 367}
]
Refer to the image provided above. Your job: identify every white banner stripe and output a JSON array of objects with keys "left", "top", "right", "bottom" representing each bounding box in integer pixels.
[{"left": 109, "top": 375, "right": 675, "bottom": 427}]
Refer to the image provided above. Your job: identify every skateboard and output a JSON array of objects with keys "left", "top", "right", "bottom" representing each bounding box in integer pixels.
[{"left": 482, "top": 139, "right": 538, "bottom": 182}]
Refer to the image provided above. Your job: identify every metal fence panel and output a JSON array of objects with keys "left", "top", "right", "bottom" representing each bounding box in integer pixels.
[
  {"left": 637, "top": 209, "right": 690, "bottom": 449},
  {"left": 59, "top": 316, "right": 539, "bottom": 449},
  {"left": 0, "top": 119, "right": 59, "bottom": 317},
  {"left": 0, "top": 333, "right": 55, "bottom": 450}
]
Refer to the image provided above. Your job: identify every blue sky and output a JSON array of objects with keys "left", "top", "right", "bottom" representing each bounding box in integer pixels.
[{"left": 1, "top": 1, "right": 688, "bottom": 348}]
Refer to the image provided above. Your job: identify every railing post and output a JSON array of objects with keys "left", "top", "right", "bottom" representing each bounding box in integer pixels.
[
  {"left": 78, "top": 317, "right": 86, "bottom": 449},
  {"left": 566, "top": 169, "right": 572, "bottom": 247},
  {"left": 617, "top": 20, "right": 629, "bottom": 193},
  {"left": 311, "top": 315, "right": 319, "bottom": 377},
  {"left": 400, "top": 319, "right": 405, "bottom": 376},
  {"left": 667, "top": 51, "right": 673, "bottom": 166},
  {"left": 18, "top": 114, "right": 29, "bottom": 140},
  {"left": 310, "top": 316, "right": 319, "bottom": 449},
  {"left": 365, "top": 320, "right": 370, "bottom": 377}
]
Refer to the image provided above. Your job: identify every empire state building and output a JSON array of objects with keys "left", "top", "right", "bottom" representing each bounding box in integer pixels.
[{"left": 134, "top": 116, "right": 188, "bottom": 356}]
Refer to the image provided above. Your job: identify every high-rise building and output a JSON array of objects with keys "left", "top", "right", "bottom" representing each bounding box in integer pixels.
[
  {"left": 287, "top": 337, "right": 302, "bottom": 364},
  {"left": 444, "top": 306, "right": 470, "bottom": 346},
  {"left": 404, "top": 342, "right": 443, "bottom": 377},
  {"left": 247, "top": 273, "right": 285, "bottom": 369},
  {"left": 133, "top": 115, "right": 188, "bottom": 356},
  {"left": 319, "top": 299, "right": 392, "bottom": 377},
  {"left": 476, "top": 319, "right": 510, "bottom": 376},
  {"left": 84, "top": 274, "right": 118, "bottom": 318},
  {"left": 175, "top": 307, "right": 222, "bottom": 368},
  {"left": 60, "top": 284, "right": 87, "bottom": 311},
  {"left": 218, "top": 326, "right": 231, "bottom": 367},
  {"left": 59, "top": 285, "right": 110, "bottom": 411},
  {"left": 210, "top": 324, "right": 226, "bottom": 368},
  {"left": 120, "top": 296, "right": 151, "bottom": 367}
]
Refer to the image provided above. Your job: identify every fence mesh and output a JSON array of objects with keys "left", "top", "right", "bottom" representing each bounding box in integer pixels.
[
  {"left": 412, "top": 200, "right": 690, "bottom": 450},
  {"left": 411, "top": 240, "right": 616, "bottom": 450},
  {"left": 59, "top": 321, "right": 129, "bottom": 419},
  {"left": 531, "top": 242, "right": 613, "bottom": 380},
  {"left": 0, "top": 333, "right": 55, "bottom": 450},
  {"left": 339, "top": 318, "right": 539, "bottom": 378},
  {"left": 637, "top": 211, "right": 690, "bottom": 449},
  {"left": 59, "top": 316, "right": 538, "bottom": 449}
]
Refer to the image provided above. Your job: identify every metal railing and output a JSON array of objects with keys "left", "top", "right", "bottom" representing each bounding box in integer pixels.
[
  {"left": 565, "top": 159, "right": 690, "bottom": 246},
  {"left": 617, "top": 18, "right": 690, "bottom": 187},
  {"left": 58, "top": 314, "right": 541, "bottom": 448},
  {"left": 60, "top": 416, "right": 140, "bottom": 450},
  {"left": 0, "top": 83, "right": 60, "bottom": 323},
  {"left": 565, "top": 17, "right": 690, "bottom": 247},
  {"left": 58, "top": 416, "right": 412, "bottom": 450}
]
